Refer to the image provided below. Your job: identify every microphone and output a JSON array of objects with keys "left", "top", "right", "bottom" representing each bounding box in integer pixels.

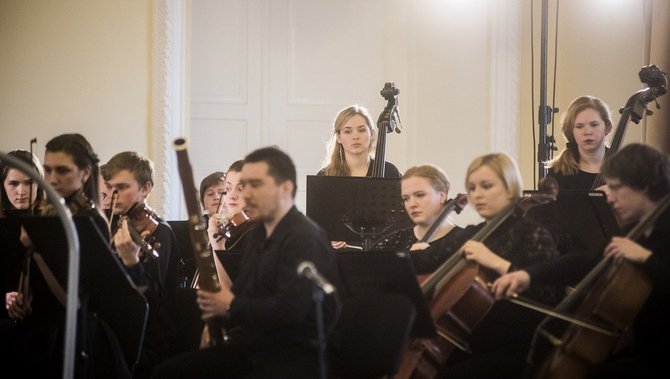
[{"left": 297, "top": 261, "right": 336, "bottom": 295}]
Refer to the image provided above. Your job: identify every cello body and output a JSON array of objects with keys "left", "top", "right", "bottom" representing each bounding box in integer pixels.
[{"left": 537, "top": 260, "right": 652, "bottom": 379}]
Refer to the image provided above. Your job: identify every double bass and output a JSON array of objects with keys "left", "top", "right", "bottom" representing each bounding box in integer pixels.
[{"left": 591, "top": 64, "right": 667, "bottom": 189}]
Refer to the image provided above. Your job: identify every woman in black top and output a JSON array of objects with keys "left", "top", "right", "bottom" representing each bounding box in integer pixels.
[
  {"left": 547, "top": 96, "right": 613, "bottom": 190},
  {"left": 317, "top": 104, "right": 401, "bottom": 178},
  {"left": 442, "top": 153, "right": 560, "bottom": 379},
  {"left": 1, "top": 150, "right": 45, "bottom": 320},
  {"left": 374, "top": 164, "right": 467, "bottom": 274}
]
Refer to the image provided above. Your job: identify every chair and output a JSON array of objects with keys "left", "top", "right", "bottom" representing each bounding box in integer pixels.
[{"left": 332, "top": 293, "right": 416, "bottom": 379}]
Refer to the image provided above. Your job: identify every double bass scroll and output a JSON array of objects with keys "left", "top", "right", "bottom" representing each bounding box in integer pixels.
[{"left": 370, "top": 82, "right": 402, "bottom": 178}]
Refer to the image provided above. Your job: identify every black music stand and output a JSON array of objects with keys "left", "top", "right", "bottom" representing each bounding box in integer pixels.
[
  {"left": 306, "top": 176, "right": 412, "bottom": 251},
  {"left": 19, "top": 216, "right": 148, "bottom": 370},
  {"left": 336, "top": 250, "right": 435, "bottom": 338},
  {"left": 524, "top": 190, "right": 620, "bottom": 255},
  {"left": 167, "top": 220, "right": 197, "bottom": 287}
]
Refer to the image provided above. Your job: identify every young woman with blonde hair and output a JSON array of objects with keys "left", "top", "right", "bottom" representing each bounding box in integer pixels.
[
  {"left": 318, "top": 104, "right": 400, "bottom": 177},
  {"left": 547, "top": 95, "right": 613, "bottom": 190}
]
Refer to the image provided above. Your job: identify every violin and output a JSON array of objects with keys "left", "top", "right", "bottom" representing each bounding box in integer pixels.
[
  {"left": 39, "top": 189, "right": 95, "bottom": 217},
  {"left": 67, "top": 190, "right": 96, "bottom": 215},
  {"left": 213, "top": 211, "right": 250, "bottom": 243},
  {"left": 117, "top": 202, "right": 160, "bottom": 262}
]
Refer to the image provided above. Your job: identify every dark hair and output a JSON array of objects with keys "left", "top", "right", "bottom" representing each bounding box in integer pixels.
[
  {"left": 104, "top": 151, "right": 154, "bottom": 187},
  {"left": 45, "top": 133, "right": 100, "bottom": 205},
  {"left": 244, "top": 146, "right": 297, "bottom": 198},
  {"left": 227, "top": 160, "right": 244, "bottom": 173},
  {"left": 1, "top": 150, "right": 46, "bottom": 215},
  {"left": 601, "top": 143, "right": 670, "bottom": 201},
  {"left": 199, "top": 171, "right": 225, "bottom": 208}
]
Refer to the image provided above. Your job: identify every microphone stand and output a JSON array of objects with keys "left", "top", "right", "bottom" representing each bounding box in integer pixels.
[
  {"left": 536, "top": 0, "right": 557, "bottom": 181},
  {"left": 311, "top": 283, "right": 328, "bottom": 379}
]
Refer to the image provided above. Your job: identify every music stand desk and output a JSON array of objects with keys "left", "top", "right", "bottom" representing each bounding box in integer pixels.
[
  {"left": 306, "top": 176, "right": 411, "bottom": 250},
  {"left": 20, "top": 216, "right": 148, "bottom": 370},
  {"left": 336, "top": 250, "right": 435, "bottom": 338}
]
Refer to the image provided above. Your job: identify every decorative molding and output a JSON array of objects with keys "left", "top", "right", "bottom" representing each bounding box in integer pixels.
[
  {"left": 152, "top": 0, "right": 189, "bottom": 220},
  {"left": 489, "top": 0, "right": 521, "bottom": 161}
]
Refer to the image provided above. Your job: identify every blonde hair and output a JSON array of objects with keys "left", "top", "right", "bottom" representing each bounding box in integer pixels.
[
  {"left": 403, "top": 164, "right": 450, "bottom": 194},
  {"left": 547, "top": 96, "right": 613, "bottom": 175},
  {"left": 320, "top": 105, "right": 377, "bottom": 176},
  {"left": 465, "top": 153, "right": 523, "bottom": 199}
]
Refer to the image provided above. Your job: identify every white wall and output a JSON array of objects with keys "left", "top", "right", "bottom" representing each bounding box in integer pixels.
[{"left": 0, "top": 0, "right": 151, "bottom": 175}]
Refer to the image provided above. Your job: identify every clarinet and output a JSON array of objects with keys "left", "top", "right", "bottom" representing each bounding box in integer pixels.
[{"left": 173, "top": 137, "right": 225, "bottom": 347}]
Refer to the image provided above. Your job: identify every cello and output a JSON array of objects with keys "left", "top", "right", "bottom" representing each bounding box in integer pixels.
[
  {"left": 370, "top": 82, "right": 402, "bottom": 177},
  {"left": 533, "top": 192, "right": 670, "bottom": 379},
  {"left": 397, "top": 178, "right": 559, "bottom": 379}
]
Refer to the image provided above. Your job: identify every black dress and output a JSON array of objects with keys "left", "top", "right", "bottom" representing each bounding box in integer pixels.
[
  {"left": 547, "top": 169, "right": 598, "bottom": 191},
  {"left": 316, "top": 159, "right": 401, "bottom": 178},
  {"left": 373, "top": 226, "right": 468, "bottom": 274},
  {"left": 441, "top": 215, "right": 561, "bottom": 379}
]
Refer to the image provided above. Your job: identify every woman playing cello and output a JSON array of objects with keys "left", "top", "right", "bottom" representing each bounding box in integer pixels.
[
  {"left": 441, "top": 153, "right": 561, "bottom": 378},
  {"left": 374, "top": 164, "right": 468, "bottom": 274}
]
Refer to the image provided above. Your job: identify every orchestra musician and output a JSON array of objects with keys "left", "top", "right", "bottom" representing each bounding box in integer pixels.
[
  {"left": 373, "top": 164, "right": 469, "bottom": 274},
  {"left": 207, "top": 160, "right": 255, "bottom": 286},
  {"left": 104, "top": 151, "right": 179, "bottom": 378},
  {"left": 591, "top": 143, "right": 670, "bottom": 378},
  {"left": 153, "top": 146, "right": 339, "bottom": 378},
  {"left": 99, "top": 163, "right": 114, "bottom": 220},
  {"left": 317, "top": 104, "right": 401, "bottom": 178},
  {"left": 0, "top": 149, "right": 45, "bottom": 217},
  {"left": 546, "top": 96, "right": 613, "bottom": 190},
  {"left": 318, "top": 104, "right": 402, "bottom": 249},
  {"left": 2, "top": 134, "right": 121, "bottom": 377},
  {"left": 502, "top": 96, "right": 616, "bottom": 303},
  {"left": 1, "top": 150, "right": 44, "bottom": 322},
  {"left": 441, "top": 153, "right": 561, "bottom": 379},
  {"left": 199, "top": 171, "right": 227, "bottom": 225}
]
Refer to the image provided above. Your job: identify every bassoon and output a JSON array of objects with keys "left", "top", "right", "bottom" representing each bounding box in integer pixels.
[{"left": 173, "top": 137, "right": 225, "bottom": 346}]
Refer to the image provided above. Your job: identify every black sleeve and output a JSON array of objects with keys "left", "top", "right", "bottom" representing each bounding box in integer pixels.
[
  {"left": 639, "top": 211, "right": 670, "bottom": 294},
  {"left": 384, "top": 161, "right": 402, "bottom": 178},
  {"left": 228, "top": 229, "right": 334, "bottom": 331}
]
